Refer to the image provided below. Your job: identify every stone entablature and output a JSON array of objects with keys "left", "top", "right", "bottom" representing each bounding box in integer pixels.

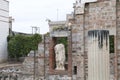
[
  {"left": 49, "top": 21, "right": 66, "bottom": 26},
  {"left": 48, "top": 21, "right": 66, "bottom": 32},
  {"left": 50, "top": 31, "right": 70, "bottom": 37}
]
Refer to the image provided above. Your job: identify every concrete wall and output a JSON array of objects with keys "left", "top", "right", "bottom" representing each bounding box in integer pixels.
[{"left": 0, "top": 0, "right": 9, "bottom": 62}]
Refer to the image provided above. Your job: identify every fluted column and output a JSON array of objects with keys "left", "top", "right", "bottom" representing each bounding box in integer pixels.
[{"left": 88, "top": 30, "right": 110, "bottom": 80}]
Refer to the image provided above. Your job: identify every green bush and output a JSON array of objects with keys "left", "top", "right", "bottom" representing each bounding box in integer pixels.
[
  {"left": 57, "top": 37, "right": 67, "bottom": 52},
  {"left": 7, "top": 34, "right": 42, "bottom": 60}
]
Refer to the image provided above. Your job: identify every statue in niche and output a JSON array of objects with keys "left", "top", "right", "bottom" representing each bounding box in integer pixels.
[{"left": 54, "top": 43, "right": 65, "bottom": 70}]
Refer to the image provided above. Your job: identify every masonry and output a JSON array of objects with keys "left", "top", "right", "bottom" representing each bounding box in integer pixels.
[
  {"left": 40, "top": 0, "right": 120, "bottom": 80},
  {"left": 4, "top": 0, "right": 120, "bottom": 80}
]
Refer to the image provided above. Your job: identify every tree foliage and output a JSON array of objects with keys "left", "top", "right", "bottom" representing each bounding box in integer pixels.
[
  {"left": 57, "top": 37, "right": 68, "bottom": 53},
  {"left": 7, "top": 34, "right": 42, "bottom": 60}
]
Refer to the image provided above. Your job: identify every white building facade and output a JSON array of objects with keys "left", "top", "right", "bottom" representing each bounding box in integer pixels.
[{"left": 0, "top": 0, "right": 9, "bottom": 62}]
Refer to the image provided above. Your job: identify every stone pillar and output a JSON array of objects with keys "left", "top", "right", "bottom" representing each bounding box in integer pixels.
[
  {"left": 68, "top": 34, "right": 72, "bottom": 77},
  {"left": 49, "top": 37, "right": 56, "bottom": 71},
  {"left": 88, "top": 30, "right": 110, "bottom": 80}
]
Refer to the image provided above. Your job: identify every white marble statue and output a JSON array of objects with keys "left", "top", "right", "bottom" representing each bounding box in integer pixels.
[{"left": 54, "top": 43, "right": 65, "bottom": 70}]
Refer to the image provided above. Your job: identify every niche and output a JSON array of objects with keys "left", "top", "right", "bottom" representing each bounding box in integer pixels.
[{"left": 53, "top": 37, "right": 68, "bottom": 70}]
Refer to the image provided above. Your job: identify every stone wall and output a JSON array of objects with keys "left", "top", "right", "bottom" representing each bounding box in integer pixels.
[
  {"left": 21, "top": 36, "right": 50, "bottom": 80},
  {"left": 21, "top": 0, "right": 119, "bottom": 80},
  {"left": 0, "top": 64, "right": 34, "bottom": 80},
  {"left": 67, "top": 0, "right": 117, "bottom": 80},
  {"left": 16, "top": 0, "right": 118, "bottom": 80},
  {"left": 84, "top": 1, "right": 116, "bottom": 79},
  {"left": 0, "top": 0, "right": 118, "bottom": 80},
  {"left": 70, "top": 13, "right": 85, "bottom": 80},
  {"left": 116, "top": 0, "right": 120, "bottom": 80}
]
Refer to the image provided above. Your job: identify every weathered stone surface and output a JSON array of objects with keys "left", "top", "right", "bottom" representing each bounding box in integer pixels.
[
  {"left": 22, "top": 57, "right": 34, "bottom": 73},
  {"left": 1, "top": 0, "right": 120, "bottom": 80},
  {"left": 48, "top": 75, "right": 71, "bottom": 80}
]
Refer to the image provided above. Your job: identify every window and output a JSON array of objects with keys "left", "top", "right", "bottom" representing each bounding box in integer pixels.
[
  {"left": 74, "top": 66, "right": 77, "bottom": 75},
  {"left": 109, "top": 35, "right": 114, "bottom": 53},
  {"left": 54, "top": 37, "right": 68, "bottom": 70}
]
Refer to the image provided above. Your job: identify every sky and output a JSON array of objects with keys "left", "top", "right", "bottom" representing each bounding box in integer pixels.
[
  {"left": 8, "top": 0, "right": 75, "bottom": 34},
  {"left": 8, "top": 0, "right": 97, "bottom": 34}
]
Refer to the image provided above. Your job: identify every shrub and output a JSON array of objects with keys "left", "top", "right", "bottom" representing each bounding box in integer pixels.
[{"left": 7, "top": 34, "right": 42, "bottom": 60}]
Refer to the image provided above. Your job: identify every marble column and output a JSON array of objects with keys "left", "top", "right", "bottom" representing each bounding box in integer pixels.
[{"left": 88, "top": 30, "right": 110, "bottom": 80}]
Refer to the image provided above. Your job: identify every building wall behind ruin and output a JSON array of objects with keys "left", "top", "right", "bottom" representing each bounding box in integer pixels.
[{"left": 0, "top": 0, "right": 9, "bottom": 63}]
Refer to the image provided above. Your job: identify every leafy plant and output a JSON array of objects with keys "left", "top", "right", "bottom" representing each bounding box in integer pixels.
[
  {"left": 7, "top": 34, "right": 42, "bottom": 60},
  {"left": 53, "top": 26, "right": 68, "bottom": 31}
]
